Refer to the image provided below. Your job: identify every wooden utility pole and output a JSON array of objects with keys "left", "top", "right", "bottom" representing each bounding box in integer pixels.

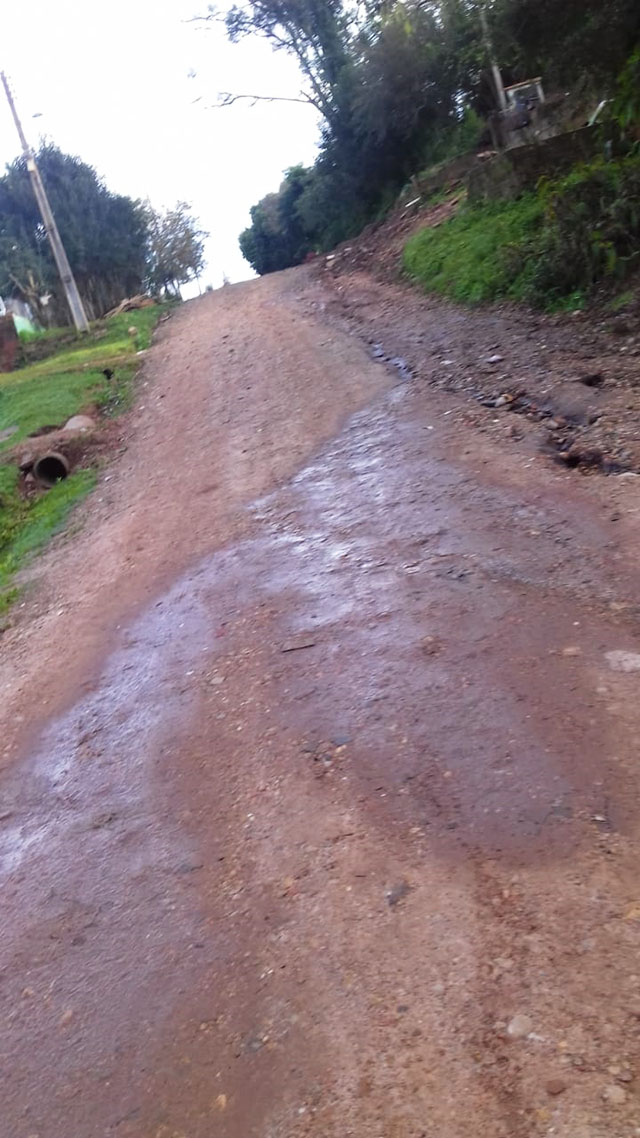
[
  {"left": 479, "top": 5, "right": 507, "bottom": 112},
  {"left": 1, "top": 72, "right": 89, "bottom": 333}
]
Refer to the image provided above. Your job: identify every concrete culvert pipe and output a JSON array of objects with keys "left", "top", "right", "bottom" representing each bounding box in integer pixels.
[{"left": 33, "top": 452, "right": 69, "bottom": 487}]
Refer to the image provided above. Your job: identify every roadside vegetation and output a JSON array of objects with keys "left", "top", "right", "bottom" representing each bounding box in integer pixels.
[
  {"left": 218, "top": 0, "right": 639, "bottom": 274},
  {"left": 0, "top": 103, "right": 204, "bottom": 619},
  {"left": 0, "top": 468, "right": 96, "bottom": 615},
  {"left": 0, "top": 147, "right": 206, "bottom": 325},
  {"left": 0, "top": 46, "right": 203, "bottom": 623},
  {"left": 404, "top": 153, "right": 640, "bottom": 309},
  {"left": 0, "top": 305, "right": 162, "bottom": 614}
]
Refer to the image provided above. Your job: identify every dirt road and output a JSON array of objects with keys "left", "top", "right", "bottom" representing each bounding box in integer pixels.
[{"left": 2, "top": 269, "right": 640, "bottom": 1138}]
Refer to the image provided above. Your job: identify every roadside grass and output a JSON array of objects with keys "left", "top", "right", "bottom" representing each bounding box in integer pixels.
[
  {"left": 607, "top": 288, "right": 635, "bottom": 311},
  {"left": 403, "top": 155, "right": 640, "bottom": 310},
  {"left": 403, "top": 194, "right": 545, "bottom": 305},
  {"left": 1, "top": 306, "right": 160, "bottom": 450},
  {"left": 0, "top": 303, "right": 163, "bottom": 614},
  {"left": 418, "top": 185, "right": 462, "bottom": 210},
  {"left": 0, "top": 467, "right": 96, "bottom": 614}
]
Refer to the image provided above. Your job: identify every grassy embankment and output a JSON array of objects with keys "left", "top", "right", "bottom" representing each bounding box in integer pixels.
[
  {"left": 0, "top": 306, "right": 161, "bottom": 614},
  {"left": 404, "top": 154, "right": 640, "bottom": 310}
]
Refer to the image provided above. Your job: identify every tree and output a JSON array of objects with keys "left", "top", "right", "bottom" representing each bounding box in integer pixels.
[
  {"left": 239, "top": 166, "right": 314, "bottom": 274},
  {"left": 215, "top": 0, "right": 485, "bottom": 256},
  {"left": 0, "top": 146, "right": 148, "bottom": 323},
  {"left": 491, "top": 0, "right": 640, "bottom": 89},
  {"left": 200, "top": 0, "right": 354, "bottom": 125},
  {"left": 145, "top": 202, "right": 208, "bottom": 295},
  {"left": 227, "top": 0, "right": 640, "bottom": 272}
]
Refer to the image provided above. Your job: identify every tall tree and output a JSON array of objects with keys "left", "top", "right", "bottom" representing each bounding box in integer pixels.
[
  {"left": 228, "top": 0, "right": 640, "bottom": 271},
  {"left": 492, "top": 0, "right": 640, "bottom": 88},
  {"left": 200, "top": 0, "right": 359, "bottom": 125},
  {"left": 145, "top": 202, "right": 208, "bottom": 295},
  {"left": 0, "top": 146, "right": 148, "bottom": 323},
  {"left": 239, "top": 165, "right": 314, "bottom": 274}
]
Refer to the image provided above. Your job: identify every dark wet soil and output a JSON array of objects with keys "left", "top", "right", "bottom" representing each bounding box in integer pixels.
[
  {"left": 314, "top": 252, "right": 640, "bottom": 476},
  {"left": 1, "top": 269, "right": 640, "bottom": 1137}
]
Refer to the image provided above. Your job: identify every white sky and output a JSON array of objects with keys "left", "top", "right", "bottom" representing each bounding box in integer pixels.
[{"left": 0, "top": 0, "right": 321, "bottom": 291}]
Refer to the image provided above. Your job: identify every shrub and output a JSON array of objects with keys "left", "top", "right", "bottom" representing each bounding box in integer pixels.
[
  {"left": 404, "top": 155, "right": 640, "bottom": 308},
  {"left": 527, "top": 156, "right": 640, "bottom": 303}
]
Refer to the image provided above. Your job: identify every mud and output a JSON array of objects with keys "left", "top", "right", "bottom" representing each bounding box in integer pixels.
[
  {"left": 1, "top": 269, "right": 640, "bottom": 1137},
  {"left": 317, "top": 246, "right": 640, "bottom": 475}
]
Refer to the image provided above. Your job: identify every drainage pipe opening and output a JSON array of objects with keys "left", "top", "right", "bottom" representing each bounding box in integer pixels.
[{"left": 33, "top": 452, "right": 69, "bottom": 487}]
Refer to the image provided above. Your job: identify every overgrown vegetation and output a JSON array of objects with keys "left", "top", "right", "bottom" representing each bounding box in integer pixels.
[
  {"left": 0, "top": 304, "right": 162, "bottom": 612},
  {"left": 219, "top": 0, "right": 640, "bottom": 273},
  {"left": 613, "top": 46, "right": 640, "bottom": 137},
  {"left": 404, "top": 193, "right": 543, "bottom": 304},
  {"left": 0, "top": 468, "right": 96, "bottom": 615},
  {"left": 0, "top": 147, "right": 206, "bottom": 324},
  {"left": 404, "top": 154, "right": 640, "bottom": 308}
]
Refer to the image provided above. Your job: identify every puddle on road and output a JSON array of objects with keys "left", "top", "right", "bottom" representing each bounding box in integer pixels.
[
  {"left": 371, "top": 342, "right": 413, "bottom": 382},
  {"left": 245, "top": 402, "right": 600, "bottom": 855},
  {"left": 1, "top": 385, "right": 627, "bottom": 876},
  {"left": 0, "top": 577, "right": 211, "bottom": 877}
]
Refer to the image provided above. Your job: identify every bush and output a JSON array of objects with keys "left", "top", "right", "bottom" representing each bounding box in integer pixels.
[
  {"left": 403, "top": 194, "right": 544, "bottom": 304},
  {"left": 418, "top": 110, "right": 485, "bottom": 173},
  {"left": 528, "top": 156, "right": 640, "bottom": 303},
  {"left": 404, "top": 155, "right": 640, "bottom": 308},
  {"left": 611, "top": 45, "right": 640, "bottom": 137}
]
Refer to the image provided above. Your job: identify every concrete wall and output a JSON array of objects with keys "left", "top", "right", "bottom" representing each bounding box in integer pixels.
[
  {"left": 414, "top": 153, "right": 480, "bottom": 198},
  {"left": 467, "top": 126, "right": 603, "bottom": 203}
]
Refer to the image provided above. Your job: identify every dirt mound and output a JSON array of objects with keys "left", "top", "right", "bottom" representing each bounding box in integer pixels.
[{"left": 323, "top": 193, "right": 461, "bottom": 282}]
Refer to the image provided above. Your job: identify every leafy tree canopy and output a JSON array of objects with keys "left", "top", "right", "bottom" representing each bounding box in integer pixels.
[
  {"left": 145, "top": 202, "right": 208, "bottom": 295},
  {"left": 0, "top": 146, "right": 208, "bottom": 324},
  {"left": 220, "top": 0, "right": 640, "bottom": 274}
]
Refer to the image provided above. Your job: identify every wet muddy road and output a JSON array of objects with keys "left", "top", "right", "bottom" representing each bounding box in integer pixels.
[{"left": 2, "top": 269, "right": 640, "bottom": 1137}]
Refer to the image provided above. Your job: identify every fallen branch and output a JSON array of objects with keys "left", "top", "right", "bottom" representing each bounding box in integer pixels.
[
  {"left": 105, "top": 295, "right": 154, "bottom": 319},
  {"left": 281, "top": 640, "right": 317, "bottom": 653}
]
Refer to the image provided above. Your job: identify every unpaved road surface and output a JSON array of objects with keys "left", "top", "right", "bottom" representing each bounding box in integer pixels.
[
  {"left": 2, "top": 269, "right": 640, "bottom": 1138},
  {"left": 319, "top": 259, "right": 640, "bottom": 473}
]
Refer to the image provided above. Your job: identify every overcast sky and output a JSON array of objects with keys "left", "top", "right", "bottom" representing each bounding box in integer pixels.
[{"left": 0, "top": 0, "right": 320, "bottom": 290}]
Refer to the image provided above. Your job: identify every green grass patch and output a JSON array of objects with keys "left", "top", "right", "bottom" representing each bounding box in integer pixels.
[
  {"left": 404, "top": 195, "right": 544, "bottom": 304},
  {"left": 0, "top": 468, "right": 96, "bottom": 613},
  {"left": 404, "top": 155, "right": 640, "bottom": 309},
  {"left": 0, "top": 302, "right": 163, "bottom": 615},
  {"left": 607, "top": 288, "right": 635, "bottom": 311},
  {"left": 0, "top": 304, "right": 161, "bottom": 451}
]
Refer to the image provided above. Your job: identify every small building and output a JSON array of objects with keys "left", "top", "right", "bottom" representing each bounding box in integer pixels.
[
  {"left": 495, "top": 78, "right": 549, "bottom": 149},
  {"left": 504, "top": 78, "right": 545, "bottom": 112}
]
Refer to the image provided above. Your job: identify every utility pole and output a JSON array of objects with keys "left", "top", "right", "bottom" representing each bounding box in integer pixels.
[
  {"left": 479, "top": 5, "right": 507, "bottom": 113},
  {"left": 1, "top": 72, "right": 89, "bottom": 333}
]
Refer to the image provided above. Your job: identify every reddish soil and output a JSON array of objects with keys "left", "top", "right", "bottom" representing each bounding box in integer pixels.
[
  {"left": 1, "top": 268, "right": 640, "bottom": 1138},
  {"left": 320, "top": 199, "right": 640, "bottom": 474}
]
